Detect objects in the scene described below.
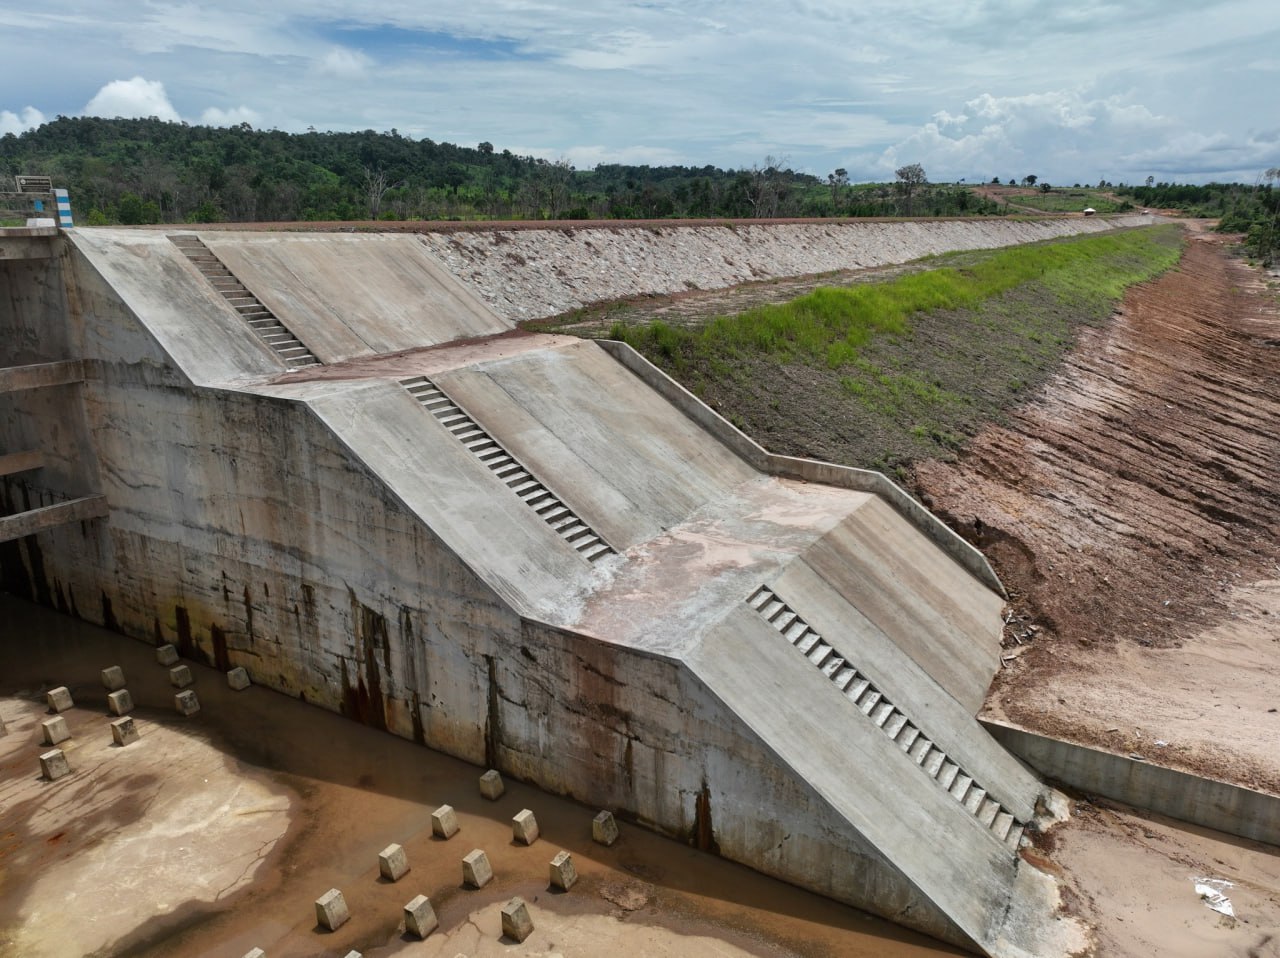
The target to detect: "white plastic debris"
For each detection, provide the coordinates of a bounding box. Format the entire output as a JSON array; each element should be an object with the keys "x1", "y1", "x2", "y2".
[{"x1": 1193, "y1": 877, "x2": 1235, "y2": 917}]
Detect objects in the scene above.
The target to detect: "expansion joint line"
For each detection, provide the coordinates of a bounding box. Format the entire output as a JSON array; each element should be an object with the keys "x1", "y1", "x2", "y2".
[
  {"x1": 400, "y1": 375, "x2": 614, "y2": 563},
  {"x1": 746, "y1": 584, "x2": 1024, "y2": 852}
]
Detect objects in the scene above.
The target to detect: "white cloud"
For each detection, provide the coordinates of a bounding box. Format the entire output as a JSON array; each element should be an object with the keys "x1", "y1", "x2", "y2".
[
  {"x1": 0, "y1": 106, "x2": 46, "y2": 136},
  {"x1": 200, "y1": 105, "x2": 262, "y2": 127},
  {"x1": 83, "y1": 76, "x2": 180, "y2": 121},
  {"x1": 873, "y1": 89, "x2": 1183, "y2": 183},
  {"x1": 317, "y1": 47, "x2": 373, "y2": 79}
]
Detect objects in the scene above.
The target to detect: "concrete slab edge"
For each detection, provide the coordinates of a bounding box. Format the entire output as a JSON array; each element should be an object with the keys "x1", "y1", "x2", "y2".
[
  {"x1": 597, "y1": 339, "x2": 1005, "y2": 597},
  {"x1": 982, "y1": 719, "x2": 1280, "y2": 848}
]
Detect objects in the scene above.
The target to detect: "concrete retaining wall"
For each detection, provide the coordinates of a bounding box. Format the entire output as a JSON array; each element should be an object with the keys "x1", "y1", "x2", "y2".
[
  {"x1": 422, "y1": 214, "x2": 1157, "y2": 321},
  {"x1": 984, "y1": 720, "x2": 1280, "y2": 847},
  {"x1": 599, "y1": 339, "x2": 1003, "y2": 596}
]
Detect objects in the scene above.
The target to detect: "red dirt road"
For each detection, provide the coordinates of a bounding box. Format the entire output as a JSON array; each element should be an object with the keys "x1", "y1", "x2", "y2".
[{"x1": 913, "y1": 229, "x2": 1280, "y2": 790}]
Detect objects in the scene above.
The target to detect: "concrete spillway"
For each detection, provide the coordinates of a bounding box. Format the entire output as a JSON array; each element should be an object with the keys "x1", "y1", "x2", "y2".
[{"x1": 0, "y1": 223, "x2": 1099, "y2": 954}]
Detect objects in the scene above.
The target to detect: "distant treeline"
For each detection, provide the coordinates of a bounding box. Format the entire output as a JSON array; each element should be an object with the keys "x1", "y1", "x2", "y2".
[
  {"x1": 1, "y1": 117, "x2": 1002, "y2": 224},
  {"x1": 1116, "y1": 179, "x2": 1278, "y2": 262}
]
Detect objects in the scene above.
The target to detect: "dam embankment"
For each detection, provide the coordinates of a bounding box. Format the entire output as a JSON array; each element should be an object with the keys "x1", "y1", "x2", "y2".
[
  {"x1": 417, "y1": 214, "x2": 1157, "y2": 320},
  {"x1": 0, "y1": 216, "x2": 1156, "y2": 956}
]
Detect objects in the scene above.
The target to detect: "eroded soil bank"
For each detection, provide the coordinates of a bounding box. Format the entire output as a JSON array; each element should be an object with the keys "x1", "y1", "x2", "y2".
[{"x1": 913, "y1": 230, "x2": 1280, "y2": 791}]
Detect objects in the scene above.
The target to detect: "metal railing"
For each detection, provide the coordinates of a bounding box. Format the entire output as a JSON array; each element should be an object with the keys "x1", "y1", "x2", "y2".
[{"x1": 0, "y1": 176, "x2": 71, "y2": 226}]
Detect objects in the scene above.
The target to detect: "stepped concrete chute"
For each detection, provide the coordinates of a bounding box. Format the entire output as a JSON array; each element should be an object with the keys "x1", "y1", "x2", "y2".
[{"x1": 0, "y1": 223, "x2": 1109, "y2": 956}]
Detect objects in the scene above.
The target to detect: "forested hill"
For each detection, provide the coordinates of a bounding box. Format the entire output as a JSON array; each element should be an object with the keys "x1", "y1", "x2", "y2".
[{"x1": 0, "y1": 116, "x2": 997, "y2": 224}]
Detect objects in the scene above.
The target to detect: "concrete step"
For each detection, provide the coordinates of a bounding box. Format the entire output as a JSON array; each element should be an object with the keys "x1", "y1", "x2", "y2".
[
  {"x1": 949, "y1": 773, "x2": 974, "y2": 802},
  {"x1": 964, "y1": 787, "x2": 988, "y2": 816},
  {"x1": 991, "y1": 811, "x2": 1015, "y2": 842},
  {"x1": 806, "y1": 642, "x2": 833, "y2": 666},
  {"x1": 833, "y1": 667, "x2": 858, "y2": 691},
  {"x1": 909, "y1": 737, "x2": 933, "y2": 764},
  {"x1": 795, "y1": 632, "x2": 820, "y2": 655},
  {"x1": 871, "y1": 701, "x2": 895, "y2": 728},
  {"x1": 857, "y1": 689, "x2": 882, "y2": 716},
  {"x1": 581, "y1": 541, "x2": 612, "y2": 562},
  {"x1": 937, "y1": 761, "x2": 960, "y2": 790},
  {"x1": 783, "y1": 620, "x2": 808, "y2": 643},
  {"x1": 747, "y1": 587, "x2": 771, "y2": 610},
  {"x1": 760, "y1": 599, "x2": 785, "y2": 620},
  {"x1": 846, "y1": 677, "x2": 870, "y2": 702},
  {"x1": 820, "y1": 655, "x2": 845, "y2": 678},
  {"x1": 897, "y1": 725, "x2": 920, "y2": 752},
  {"x1": 884, "y1": 712, "x2": 908, "y2": 739},
  {"x1": 923, "y1": 749, "x2": 946, "y2": 779}
]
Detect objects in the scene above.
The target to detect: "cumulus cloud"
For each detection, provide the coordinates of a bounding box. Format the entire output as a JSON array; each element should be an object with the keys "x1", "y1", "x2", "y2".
[
  {"x1": 872, "y1": 89, "x2": 1180, "y2": 183},
  {"x1": 83, "y1": 76, "x2": 180, "y2": 121},
  {"x1": 0, "y1": 106, "x2": 46, "y2": 136},
  {"x1": 200, "y1": 106, "x2": 263, "y2": 127}
]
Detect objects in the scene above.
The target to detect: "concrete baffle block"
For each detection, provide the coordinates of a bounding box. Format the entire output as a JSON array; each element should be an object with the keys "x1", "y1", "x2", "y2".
[
  {"x1": 549, "y1": 850, "x2": 578, "y2": 891},
  {"x1": 431, "y1": 804, "x2": 459, "y2": 839},
  {"x1": 101, "y1": 665, "x2": 126, "y2": 691},
  {"x1": 46, "y1": 686, "x2": 73, "y2": 713},
  {"x1": 173, "y1": 690, "x2": 200, "y2": 716},
  {"x1": 501, "y1": 897, "x2": 534, "y2": 943},
  {"x1": 227, "y1": 666, "x2": 251, "y2": 690},
  {"x1": 40, "y1": 748, "x2": 70, "y2": 781},
  {"x1": 111, "y1": 716, "x2": 140, "y2": 746},
  {"x1": 512, "y1": 809, "x2": 540, "y2": 845},
  {"x1": 107, "y1": 689, "x2": 134, "y2": 716},
  {"x1": 479, "y1": 768, "x2": 505, "y2": 800},
  {"x1": 379, "y1": 843, "x2": 409, "y2": 882},
  {"x1": 169, "y1": 664, "x2": 193, "y2": 689},
  {"x1": 403, "y1": 894, "x2": 439, "y2": 939},
  {"x1": 462, "y1": 849, "x2": 493, "y2": 888},
  {"x1": 314, "y1": 888, "x2": 349, "y2": 931},
  {"x1": 156, "y1": 644, "x2": 179, "y2": 666},
  {"x1": 592, "y1": 810, "x2": 619, "y2": 847},
  {"x1": 40, "y1": 715, "x2": 71, "y2": 746},
  {"x1": 242, "y1": 949, "x2": 266, "y2": 958}
]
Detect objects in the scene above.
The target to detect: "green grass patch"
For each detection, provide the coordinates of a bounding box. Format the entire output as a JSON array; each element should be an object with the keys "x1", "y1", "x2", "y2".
[
  {"x1": 1007, "y1": 190, "x2": 1127, "y2": 213},
  {"x1": 612, "y1": 226, "x2": 1182, "y2": 371},
  {"x1": 610, "y1": 225, "x2": 1183, "y2": 470}
]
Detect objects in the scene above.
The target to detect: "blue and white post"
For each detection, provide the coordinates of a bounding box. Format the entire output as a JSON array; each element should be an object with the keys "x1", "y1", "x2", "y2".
[{"x1": 54, "y1": 188, "x2": 74, "y2": 228}]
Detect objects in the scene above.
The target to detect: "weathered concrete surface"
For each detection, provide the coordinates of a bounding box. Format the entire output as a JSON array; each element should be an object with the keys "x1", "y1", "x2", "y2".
[
  {"x1": 0, "y1": 494, "x2": 108, "y2": 544},
  {"x1": 0, "y1": 359, "x2": 84, "y2": 393},
  {"x1": 0, "y1": 221, "x2": 1151, "y2": 955}
]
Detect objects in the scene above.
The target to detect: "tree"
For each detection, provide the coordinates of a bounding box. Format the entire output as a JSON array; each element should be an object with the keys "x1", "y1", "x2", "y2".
[
  {"x1": 828, "y1": 168, "x2": 848, "y2": 212},
  {"x1": 362, "y1": 165, "x2": 403, "y2": 219},
  {"x1": 1022, "y1": 174, "x2": 1038, "y2": 187},
  {"x1": 895, "y1": 163, "x2": 926, "y2": 215},
  {"x1": 1145, "y1": 175, "x2": 1155, "y2": 188}
]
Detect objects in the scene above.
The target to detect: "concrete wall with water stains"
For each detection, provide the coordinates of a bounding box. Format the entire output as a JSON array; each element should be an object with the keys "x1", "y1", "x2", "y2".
[{"x1": 0, "y1": 236, "x2": 970, "y2": 948}]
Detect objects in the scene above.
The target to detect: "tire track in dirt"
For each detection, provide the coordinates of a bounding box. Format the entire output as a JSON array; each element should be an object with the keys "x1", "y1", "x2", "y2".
[{"x1": 913, "y1": 230, "x2": 1280, "y2": 788}]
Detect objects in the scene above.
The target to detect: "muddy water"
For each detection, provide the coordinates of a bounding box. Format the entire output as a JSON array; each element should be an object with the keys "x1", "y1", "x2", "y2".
[{"x1": 0, "y1": 595, "x2": 960, "y2": 957}]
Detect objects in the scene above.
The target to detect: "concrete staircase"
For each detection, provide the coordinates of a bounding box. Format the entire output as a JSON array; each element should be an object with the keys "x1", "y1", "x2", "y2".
[
  {"x1": 168, "y1": 235, "x2": 320, "y2": 368},
  {"x1": 747, "y1": 584, "x2": 1024, "y2": 851},
  {"x1": 401, "y1": 375, "x2": 614, "y2": 563}
]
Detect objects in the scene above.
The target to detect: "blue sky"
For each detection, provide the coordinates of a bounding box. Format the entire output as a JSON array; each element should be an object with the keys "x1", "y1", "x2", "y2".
[{"x1": 2, "y1": 1, "x2": 1277, "y2": 184}]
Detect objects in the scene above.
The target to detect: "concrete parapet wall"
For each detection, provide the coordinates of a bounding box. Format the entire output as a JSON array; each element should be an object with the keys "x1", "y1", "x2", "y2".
[
  {"x1": 421, "y1": 215, "x2": 1157, "y2": 321},
  {"x1": 984, "y1": 720, "x2": 1280, "y2": 847},
  {"x1": 598, "y1": 339, "x2": 1003, "y2": 596}
]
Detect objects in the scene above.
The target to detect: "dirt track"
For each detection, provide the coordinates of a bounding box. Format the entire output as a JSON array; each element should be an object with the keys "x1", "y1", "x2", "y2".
[{"x1": 913, "y1": 228, "x2": 1280, "y2": 790}]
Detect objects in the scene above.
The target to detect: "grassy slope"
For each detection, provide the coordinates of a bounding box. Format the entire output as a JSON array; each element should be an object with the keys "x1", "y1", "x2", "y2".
[{"x1": 607, "y1": 225, "x2": 1184, "y2": 473}]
